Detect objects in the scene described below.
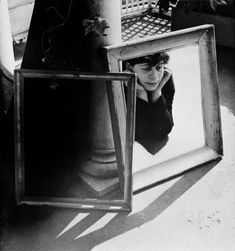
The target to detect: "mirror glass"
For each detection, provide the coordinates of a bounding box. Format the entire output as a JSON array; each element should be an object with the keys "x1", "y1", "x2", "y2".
[{"x1": 126, "y1": 45, "x2": 205, "y2": 174}]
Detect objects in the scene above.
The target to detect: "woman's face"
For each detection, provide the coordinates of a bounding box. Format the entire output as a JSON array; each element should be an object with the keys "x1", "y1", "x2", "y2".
[{"x1": 131, "y1": 61, "x2": 165, "y2": 91}]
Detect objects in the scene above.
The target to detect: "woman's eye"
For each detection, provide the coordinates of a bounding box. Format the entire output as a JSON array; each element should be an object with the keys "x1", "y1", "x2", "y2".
[
  {"x1": 142, "y1": 66, "x2": 151, "y2": 71},
  {"x1": 156, "y1": 65, "x2": 163, "y2": 71}
]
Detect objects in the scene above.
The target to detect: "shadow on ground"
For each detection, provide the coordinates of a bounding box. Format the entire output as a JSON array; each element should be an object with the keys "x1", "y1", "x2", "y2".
[{"x1": 52, "y1": 160, "x2": 220, "y2": 251}]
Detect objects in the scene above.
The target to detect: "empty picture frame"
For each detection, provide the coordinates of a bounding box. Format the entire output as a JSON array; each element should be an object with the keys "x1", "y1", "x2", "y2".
[
  {"x1": 14, "y1": 69, "x2": 136, "y2": 211},
  {"x1": 104, "y1": 24, "x2": 223, "y2": 192}
]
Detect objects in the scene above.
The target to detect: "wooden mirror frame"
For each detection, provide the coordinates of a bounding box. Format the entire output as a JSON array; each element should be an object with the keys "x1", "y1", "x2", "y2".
[
  {"x1": 104, "y1": 24, "x2": 223, "y2": 192},
  {"x1": 14, "y1": 69, "x2": 136, "y2": 211}
]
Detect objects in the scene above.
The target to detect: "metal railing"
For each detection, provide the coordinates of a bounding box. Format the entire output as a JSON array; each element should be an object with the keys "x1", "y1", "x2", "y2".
[{"x1": 121, "y1": 0, "x2": 158, "y2": 16}]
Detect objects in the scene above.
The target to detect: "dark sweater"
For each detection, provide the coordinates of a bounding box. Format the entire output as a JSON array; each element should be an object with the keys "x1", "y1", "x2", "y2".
[{"x1": 133, "y1": 76, "x2": 175, "y2": 142}]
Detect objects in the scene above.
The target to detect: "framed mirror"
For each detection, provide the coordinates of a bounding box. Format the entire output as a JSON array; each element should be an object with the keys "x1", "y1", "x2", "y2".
[
  {"x1": 14, "y1": 69, "x2": 136, "y2": 211},
  {"x1": 105, "y1": 24, "x2": 223, "y2": 192}
]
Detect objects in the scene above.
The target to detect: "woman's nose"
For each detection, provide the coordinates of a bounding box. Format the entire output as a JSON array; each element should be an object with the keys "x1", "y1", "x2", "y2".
[{"x1": 149, "y1": 67, "x2": 159, "y2": 79}]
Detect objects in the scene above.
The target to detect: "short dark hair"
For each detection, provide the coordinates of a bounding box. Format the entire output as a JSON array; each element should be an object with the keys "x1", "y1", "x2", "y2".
[{"x1": 127, "y1": 52, "x2": 169, "y2": 66}]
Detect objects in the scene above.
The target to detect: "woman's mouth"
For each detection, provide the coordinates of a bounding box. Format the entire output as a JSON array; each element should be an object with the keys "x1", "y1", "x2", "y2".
[
  {"x1": 146, "y1": 82, "x2": 157, "y2": 85},
  {"x1": 145, "y1": 82, "x2": 158, "y2": 87},
  {"x1": 143, "y1": 82, "x2": 158, "y2": 90}
]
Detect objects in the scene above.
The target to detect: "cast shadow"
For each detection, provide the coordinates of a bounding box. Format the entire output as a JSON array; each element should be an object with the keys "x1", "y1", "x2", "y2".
[{"x1": 55, "y1": 159, "x2": 221, "y2": 250}]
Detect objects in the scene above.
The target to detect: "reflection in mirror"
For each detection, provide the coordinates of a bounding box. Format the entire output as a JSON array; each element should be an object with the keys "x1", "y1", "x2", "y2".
[{"x1": 128, "y1": 45, "x2": 204, "y2": 174}]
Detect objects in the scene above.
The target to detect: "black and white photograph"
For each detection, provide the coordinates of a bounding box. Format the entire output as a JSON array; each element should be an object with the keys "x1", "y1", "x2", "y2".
[{"x1": 1, "y1": 0, "x2": 235, "y2": 250}]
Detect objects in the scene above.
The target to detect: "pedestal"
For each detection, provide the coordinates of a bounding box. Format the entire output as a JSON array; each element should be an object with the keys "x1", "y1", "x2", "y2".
[
  {"x1": 79, "y1": 0, "x2": 123, "y2": 196},
  {"x1": 78, "y1": 171, "x2": 119, "y2": 197}
]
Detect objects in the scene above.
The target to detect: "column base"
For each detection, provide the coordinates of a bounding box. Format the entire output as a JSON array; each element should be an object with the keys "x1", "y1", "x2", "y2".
[
  {"x1": 78, "y1": 171, "x2": 120, "y2": 197},
  {"x1": 80, "y1": 159, "x2": 118, "y2": 178}
]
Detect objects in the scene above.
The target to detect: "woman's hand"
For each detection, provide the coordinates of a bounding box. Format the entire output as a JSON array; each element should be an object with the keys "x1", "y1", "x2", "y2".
[
  {"x1": 159, "y1": 66, "x2": 172, "y2": 89},
  {"x1": 151, "y1": 66, "x2": 172, "y2": 103}
]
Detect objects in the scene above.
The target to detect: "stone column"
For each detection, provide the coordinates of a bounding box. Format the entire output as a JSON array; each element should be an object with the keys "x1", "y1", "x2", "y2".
[
  {"x1": 0, "y1": 0, "x2": 15, "y2": 114},
  {"x1": 0, "y1": 0, "x2": 15, "y2": 74},
  {"x1": 79, "y1": 0, "x2": 123, "y2": 194}
]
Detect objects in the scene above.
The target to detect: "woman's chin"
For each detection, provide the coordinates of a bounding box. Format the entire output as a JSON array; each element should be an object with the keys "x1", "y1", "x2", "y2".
[{"x1": 144, "y1": 84, "x2": 158, "y2": 91}]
